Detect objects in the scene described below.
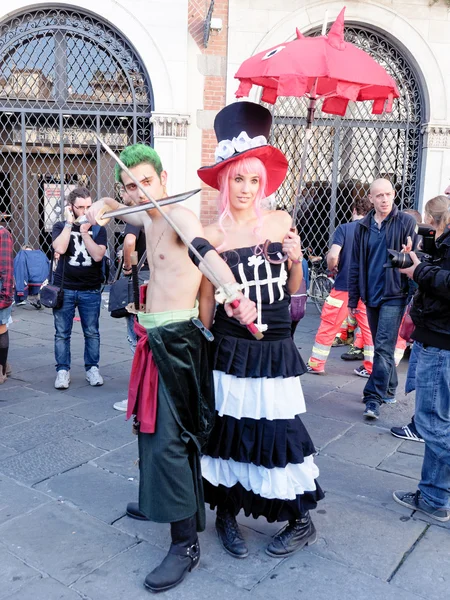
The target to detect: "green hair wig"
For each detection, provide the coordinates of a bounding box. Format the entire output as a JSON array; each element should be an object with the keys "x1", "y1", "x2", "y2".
[{"x1": 115, "y1": 144, "x2": 163, "y2": 182}]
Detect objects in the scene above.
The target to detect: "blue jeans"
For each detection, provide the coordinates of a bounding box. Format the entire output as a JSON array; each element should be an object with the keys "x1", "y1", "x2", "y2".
[
  {"x1": 126, "y1": 314, "x2": 137, "y2": 355},
  {"x1": 414, "y1": 342, "x2": 450, "y2": 510},
  {"x1": 53, "y1": 288, "x2": 101, "y2": 371},
  {"x1": 364, "y1": 304, "x2": 405, "y2": 404}
]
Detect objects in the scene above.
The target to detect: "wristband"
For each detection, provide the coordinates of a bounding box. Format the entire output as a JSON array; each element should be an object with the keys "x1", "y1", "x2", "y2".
[
  {"x1": 188, "y1": 237, "x2": 217, "y2": 267},
  {"x1": 64, "y1": 222, "x2": 73, "y2": 229}
]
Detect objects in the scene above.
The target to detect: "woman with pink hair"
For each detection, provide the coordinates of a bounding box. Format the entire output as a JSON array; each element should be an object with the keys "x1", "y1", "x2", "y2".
[{"x1": 198, "y1": 102, "x2": 323, "y2": 559}]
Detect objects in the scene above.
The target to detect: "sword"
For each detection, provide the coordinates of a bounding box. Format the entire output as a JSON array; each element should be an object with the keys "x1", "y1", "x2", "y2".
[
  {"x1": 94, "y1": 134, "x2": 263, "y2": 340},
  {"x1": 76, "y1": 189, "x2": 199, "y2": 225}
]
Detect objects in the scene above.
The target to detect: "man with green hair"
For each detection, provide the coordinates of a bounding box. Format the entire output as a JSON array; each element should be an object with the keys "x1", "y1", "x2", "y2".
[{"x1": 87, "y1": 143, "x2": 256, "y2": 593}]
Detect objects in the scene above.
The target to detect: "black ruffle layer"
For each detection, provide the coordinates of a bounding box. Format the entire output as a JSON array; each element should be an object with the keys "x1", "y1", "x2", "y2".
[
  {"x1": 205, "y1": 413, "x2": 316, "y2": 469},
  {"x1": 203, "y1": 480, "x2": 325, "y2": 522},
  {"x1": 211, "y1": 334, "x2": 307, "y2": 378}
]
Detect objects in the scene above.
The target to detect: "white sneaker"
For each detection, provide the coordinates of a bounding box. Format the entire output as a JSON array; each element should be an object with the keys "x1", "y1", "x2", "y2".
[
  {"x1": 85, "y1": 366, "x2": 104, "y2": 386},
  {"x1": 113, "y1": 399, "x2": 128, "y2": 412},
  {"x1": 55, "y1": 370, "x2": 70, "y2": 389}
]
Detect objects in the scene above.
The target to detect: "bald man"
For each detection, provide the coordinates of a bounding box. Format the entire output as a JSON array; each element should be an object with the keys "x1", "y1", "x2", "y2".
[{"x1": 348, "y1": 179, "x2": 417, "y2": 419}]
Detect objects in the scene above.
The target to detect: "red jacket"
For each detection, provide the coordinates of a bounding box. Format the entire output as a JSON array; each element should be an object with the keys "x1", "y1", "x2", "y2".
[{"x1": 0, "y1": 226, "x2": 13, "y2": 310}]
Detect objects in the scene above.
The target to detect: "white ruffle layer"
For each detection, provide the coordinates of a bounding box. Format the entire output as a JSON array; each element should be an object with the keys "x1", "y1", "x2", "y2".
[
  {"x1": 201, "y1": 455, "x2": 319, "y2": 500},
  {"x1": 213, "y1": 371, "x2": 306, "y2": 421}
]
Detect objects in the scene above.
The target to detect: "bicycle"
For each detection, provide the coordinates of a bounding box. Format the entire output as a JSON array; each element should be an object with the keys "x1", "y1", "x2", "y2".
[{"x1": 305, "y1": 248, "x2": 334, "y2": 313}]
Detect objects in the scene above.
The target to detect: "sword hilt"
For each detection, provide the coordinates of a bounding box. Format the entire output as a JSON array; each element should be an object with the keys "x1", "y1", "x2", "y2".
[
  {"x1": 95, "y1": 205, "x2": 112, "y2": 227},
  {"x1": 229, "y1": 299, "x2": 264, "y2": 340}
]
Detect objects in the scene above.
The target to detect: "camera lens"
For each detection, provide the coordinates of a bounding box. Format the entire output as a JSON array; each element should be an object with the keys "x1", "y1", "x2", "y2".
[{"x1": 387, "y1": 250, "x2": 414, "y2": 269}]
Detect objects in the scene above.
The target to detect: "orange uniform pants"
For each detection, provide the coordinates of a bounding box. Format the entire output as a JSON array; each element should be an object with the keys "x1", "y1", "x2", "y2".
[{"x1": 308, "y1": 289, "x2": 373, "y2": 372}]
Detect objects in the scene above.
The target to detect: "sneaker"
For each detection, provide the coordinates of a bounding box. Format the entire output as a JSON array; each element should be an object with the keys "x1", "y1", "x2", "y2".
[
  {"x1": 393, "y1": 490, "x2": 450, "y2": 522},
  {"x1": 354, "y1": 365, "x2": 370, "y2": 378},
  {"x1": 391, "y1": 422, "x2": 424, "y2": 442},
  {"x1": 306, "y1": 365, "x2": 325, "y2": 376},
  {"x1": 363, "y1": 400, "x2": 380, "y2": 419},
  {"x1": 331, "y1": 337, "x2": 346, "y2": 347},
  {"x1": 341, "y1": 345, "x2": 364, "y2": 361},
  {"x1": 383, "y1": 396, "x2": 397, "y2": 404},
  {"x1": 85, "y1": 366, "x2": 104, "y2": 386},
  {"x1": 113, "y1": 399, "x2": 128, "y2": 412},
  {"x1": 15, "y1": 299, "x2": 27, "y2": 306},
  {"x1": 55, "y1": 369, "x2": 70, "y2": 389}
]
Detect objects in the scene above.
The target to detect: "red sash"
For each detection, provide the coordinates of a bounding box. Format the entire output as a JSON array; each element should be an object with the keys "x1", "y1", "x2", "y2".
[{"x1": 126, "y1": 320, "x2": 158, "y2": 433}]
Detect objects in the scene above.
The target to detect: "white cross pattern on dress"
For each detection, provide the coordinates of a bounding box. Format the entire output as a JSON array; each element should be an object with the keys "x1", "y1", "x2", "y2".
[{"x1": 238, "y1": 253, "x2": 288, "y2": 332}]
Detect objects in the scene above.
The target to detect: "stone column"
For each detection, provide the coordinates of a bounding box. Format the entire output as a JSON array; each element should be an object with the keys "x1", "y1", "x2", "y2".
[{"x1": 420, "y1": 125, "x2": 450, "y2": 211}]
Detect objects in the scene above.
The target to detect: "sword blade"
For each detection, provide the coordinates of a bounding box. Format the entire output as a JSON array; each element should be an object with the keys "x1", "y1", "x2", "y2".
[{"x1": 76, "y1": 189, "x2": 199, "y2": 224}]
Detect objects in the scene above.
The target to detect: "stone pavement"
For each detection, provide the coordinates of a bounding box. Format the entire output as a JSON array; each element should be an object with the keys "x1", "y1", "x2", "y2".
[{"x1": 1, "y1": 300, "x2": 449, "y2": 600}]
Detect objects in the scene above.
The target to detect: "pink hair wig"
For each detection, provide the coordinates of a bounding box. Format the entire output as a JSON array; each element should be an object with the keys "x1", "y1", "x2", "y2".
[{"x1": 216, "y1": 157, "x2": 268, "y2": 251}]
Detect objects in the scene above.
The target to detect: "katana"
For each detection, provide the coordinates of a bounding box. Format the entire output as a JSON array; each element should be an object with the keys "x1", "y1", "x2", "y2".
[
  {"x1": 76, "y1": 189, "x2": 199, "y2": 225},
  {"x1": 94, "y1": 134, "x2": 263, "y2": 340}
]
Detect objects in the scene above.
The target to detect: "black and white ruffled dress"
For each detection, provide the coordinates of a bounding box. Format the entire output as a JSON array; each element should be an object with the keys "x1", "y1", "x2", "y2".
[{"x1": 202, "y1": 244, "x2": 324, "y2": 522}]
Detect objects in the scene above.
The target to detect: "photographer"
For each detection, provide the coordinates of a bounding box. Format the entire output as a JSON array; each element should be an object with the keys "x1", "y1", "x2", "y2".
[{"x1": 393, "y1": 195, "x2": 450, "y2": 522}]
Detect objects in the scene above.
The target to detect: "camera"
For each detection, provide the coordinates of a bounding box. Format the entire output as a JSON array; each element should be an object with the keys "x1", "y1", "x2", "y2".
[{"x1": 386, "y1": 224, "x2": 436, "y2": 269}]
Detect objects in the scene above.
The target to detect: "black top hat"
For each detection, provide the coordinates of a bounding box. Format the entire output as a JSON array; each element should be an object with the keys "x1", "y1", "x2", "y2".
[
  {"x1": 197, "y1": 101, "x2": 288, "y2": 196},
  {"x1": 214, "y1": 102, "x2": 272, "y2": 143}
]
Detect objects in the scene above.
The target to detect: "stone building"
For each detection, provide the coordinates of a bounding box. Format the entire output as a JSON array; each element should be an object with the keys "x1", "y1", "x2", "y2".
[{"x1": 0, "y1": 0, "x2": 449, "y2": 254}]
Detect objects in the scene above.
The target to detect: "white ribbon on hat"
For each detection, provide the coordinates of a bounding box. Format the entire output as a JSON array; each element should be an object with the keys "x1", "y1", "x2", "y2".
[{"x1": 214, "y1": 131, "x2": 268, "y2": 163}]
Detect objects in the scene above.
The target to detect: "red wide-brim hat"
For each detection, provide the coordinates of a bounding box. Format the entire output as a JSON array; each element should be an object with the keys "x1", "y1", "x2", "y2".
[
  {"x1": 197, "y1": 145, "x2": 288, "y2": 197},
  {"x1": 197, "y1": 101, "x2": 288, "y2": 197}
]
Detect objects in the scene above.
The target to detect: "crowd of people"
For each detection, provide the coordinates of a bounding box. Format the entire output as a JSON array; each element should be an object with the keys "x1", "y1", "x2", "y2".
[{"x1": 1, "y1": 100, "x2": 449, "y2": 594}]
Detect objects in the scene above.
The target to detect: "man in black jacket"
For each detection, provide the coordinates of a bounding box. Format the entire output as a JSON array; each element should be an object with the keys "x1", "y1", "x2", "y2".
[
  {"x1": 393, "y1": 221, "x2": 450, "y2": 522},
  {"x1": 348, "y1": 179, "x2": 416, "y2": 419}
]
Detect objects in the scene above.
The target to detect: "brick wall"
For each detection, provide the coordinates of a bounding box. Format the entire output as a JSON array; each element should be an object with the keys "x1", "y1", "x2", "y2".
[{"x1": 188, "y1": 0, "x2": 229, "y2": 224}]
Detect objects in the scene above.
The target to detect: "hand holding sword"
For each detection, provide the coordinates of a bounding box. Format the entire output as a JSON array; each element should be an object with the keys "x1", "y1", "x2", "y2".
[{"x1": 85, "y1": 136, "x2": 262, "y2": 339}]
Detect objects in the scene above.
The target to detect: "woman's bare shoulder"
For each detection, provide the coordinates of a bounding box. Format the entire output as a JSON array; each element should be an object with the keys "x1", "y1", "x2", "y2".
[{"x1": 263, "y1": 209, "x2": 292, "y2": 237}]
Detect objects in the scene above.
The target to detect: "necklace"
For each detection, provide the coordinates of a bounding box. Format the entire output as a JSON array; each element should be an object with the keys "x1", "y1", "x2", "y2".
[{"x1": 151, "y1": 225, "x2": 167, "y2": 261}]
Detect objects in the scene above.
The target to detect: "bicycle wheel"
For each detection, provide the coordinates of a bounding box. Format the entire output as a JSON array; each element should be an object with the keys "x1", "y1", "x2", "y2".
[{"x1": 311, "y1": 273, "x2": 333, "y2": 313}]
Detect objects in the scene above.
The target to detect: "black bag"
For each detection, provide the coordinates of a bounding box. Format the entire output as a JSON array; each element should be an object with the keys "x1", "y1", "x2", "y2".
[
  {"x1": 40, "y1": 250, "x2": 65, "y2": 310},
  {"x1": 40, "y1": 284, "x2": 64, "y2": 309},
  {"x1": 109, "y1": 252, "x2": 147, "y2": 318}
]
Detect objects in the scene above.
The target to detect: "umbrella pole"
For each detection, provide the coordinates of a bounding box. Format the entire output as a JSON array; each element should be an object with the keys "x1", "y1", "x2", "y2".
[{"x1": 290, "y1": 95, "x2": 316, "y2": 228}]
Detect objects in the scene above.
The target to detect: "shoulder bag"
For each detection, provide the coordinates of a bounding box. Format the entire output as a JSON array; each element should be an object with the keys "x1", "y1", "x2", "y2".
[
  {"x1": 109, "y1": 251, "x2": 147, "y2": 318},
  {"x1": 40, "y1": 249, "x2": 65, "y2": 309}
]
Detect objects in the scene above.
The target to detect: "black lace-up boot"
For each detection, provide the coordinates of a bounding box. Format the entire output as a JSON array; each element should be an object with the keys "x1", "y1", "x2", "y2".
[
  {"x1": 215, "y1": 508, "x2": 249, "y2": 558},
  {"x1": 144, "y1": 516, "x2": 200, "y2": 592},
  {"x1": 265, "y1": 512, "x2": 317, "y2": 557}
]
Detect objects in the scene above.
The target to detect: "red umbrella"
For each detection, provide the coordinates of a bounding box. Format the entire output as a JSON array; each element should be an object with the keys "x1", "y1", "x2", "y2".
[
  {"x1": 235, "y1": 7, "x2": 399, "y2": 116},
  {"x1": 235, "y1": 8, "x2": 400, "y2": 262}
]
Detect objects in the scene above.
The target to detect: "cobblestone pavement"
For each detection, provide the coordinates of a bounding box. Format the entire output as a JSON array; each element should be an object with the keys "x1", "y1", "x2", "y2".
[{"x1": 0, "y1": 301, "x2": 448, "y2": 599}]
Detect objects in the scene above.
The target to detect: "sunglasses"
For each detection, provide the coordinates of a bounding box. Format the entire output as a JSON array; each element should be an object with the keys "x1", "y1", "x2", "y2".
[{"x1": 191, "y1": 317, "x2": 214, "y2": 342}]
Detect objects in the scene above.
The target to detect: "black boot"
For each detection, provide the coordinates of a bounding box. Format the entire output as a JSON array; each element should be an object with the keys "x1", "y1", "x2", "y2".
[
  {"x1": 144, "y1": 516, "x2": 200, "y2": 592},
  {"x1": 265, "y1": 512, "x2": 317, "y2": 557},
  {"x1": 215, "y1": 508, "x2": 249, "y2": 559},
  {"x1": 126, "y1": 502, "x2": 149, "y2": 521}
]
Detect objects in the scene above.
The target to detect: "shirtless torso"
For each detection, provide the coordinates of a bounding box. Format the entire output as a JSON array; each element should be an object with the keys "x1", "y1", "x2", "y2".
[{"x1": 137, "y1": 207, "x2": 204, "y2": 313}]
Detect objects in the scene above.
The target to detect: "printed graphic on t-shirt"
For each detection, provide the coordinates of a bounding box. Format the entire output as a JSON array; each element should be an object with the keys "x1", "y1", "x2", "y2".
[{"x1": 51, "y1": 222, "x2": 107, "y2": 290}]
